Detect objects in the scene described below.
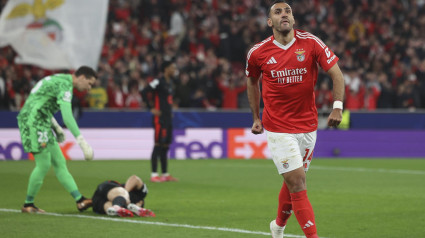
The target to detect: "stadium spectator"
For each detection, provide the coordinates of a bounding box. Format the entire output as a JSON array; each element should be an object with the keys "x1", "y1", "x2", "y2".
[
  {"x1": 87, "y1": 80, "x2": 108, "y2": 109},
  {"x1": 377, "y1": 72, "x2": 395, "y2": 108},
  {"x1": 125, "y1": 85, "x2": 143, "y2": 109},
  {"x1": 363, "y1": 73, "x2": 381, "y2": 110},
  {"x1": 216, "y1": 73, "x2": 247, "y2": 109},
  {"x1": 315, "y1": 80, "x2": 333, "y2": 110},
  {"x1": 141, "y1": 60, "x2": 178, "y2": 183},
  {"x1": 344, "y1": 71, "x2": 365, "y2": 110},
  {"x1": 18, "y1": 66, "x2": 96, "y2": 213},
  {"x1": 173, "y1": 72, "x2": 194, "y2": 108},
  {"x1": 91, "y1": 175, "x2": 155, "y2": 217},
  {"x1": 190, "y1": 88, "x2": 215, "y2": 109},
  {"x1": 168, "y1": 5, "x2": 186, "y2": 47},
  {"x1": 245, "y1": 1, "x2": 344, "y2": 238},
  {"x1": 106, "y1": 80, "x2": 125, "y2": 108},
  {"x1": 396, "y1": 74, "x2": 422, "y2": 110}
]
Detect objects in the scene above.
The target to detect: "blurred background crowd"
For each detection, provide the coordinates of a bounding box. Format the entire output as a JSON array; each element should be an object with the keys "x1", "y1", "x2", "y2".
[{"x1": 0, "y1": 0, "x2": 424, "y2": 111}]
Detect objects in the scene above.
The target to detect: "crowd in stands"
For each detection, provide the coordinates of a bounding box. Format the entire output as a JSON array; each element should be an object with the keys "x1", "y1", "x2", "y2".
[{"x1": 1, "y1": 0, "x2": 424, "y2": 111}]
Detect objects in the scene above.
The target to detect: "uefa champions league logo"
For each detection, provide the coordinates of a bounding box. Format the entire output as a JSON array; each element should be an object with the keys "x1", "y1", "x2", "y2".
[{"x1": 6, "y1": 0, "x2": 64, "y2": 43}]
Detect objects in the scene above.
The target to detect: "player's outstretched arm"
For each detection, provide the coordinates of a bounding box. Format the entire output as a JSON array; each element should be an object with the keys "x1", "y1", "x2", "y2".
[
  {"x1": 327, "y1": 63, "x2": 345, "y2": 127},
  {"x1": 51, "y1": 117, "x2": 66, "y2": 143},
  {"x1": 60, "y1": 103, "x2": 93, "y2": 160},
  {"x1": 247, "y1": 76, "x2": 263, "y2": 134}
]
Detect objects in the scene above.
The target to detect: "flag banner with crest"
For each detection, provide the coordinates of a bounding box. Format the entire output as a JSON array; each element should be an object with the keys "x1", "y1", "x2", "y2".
[{"x1": 0, "y1": 0, "x2": 108, "y2": 70}]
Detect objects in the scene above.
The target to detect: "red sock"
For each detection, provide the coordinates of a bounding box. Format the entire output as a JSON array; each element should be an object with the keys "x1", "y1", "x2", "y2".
[
  {"x1": 276, "y1": 182, "x2": 292, "y2": 227},
  {"x1": 290, "y1": 190, "x2": 318, "y2": 238}
]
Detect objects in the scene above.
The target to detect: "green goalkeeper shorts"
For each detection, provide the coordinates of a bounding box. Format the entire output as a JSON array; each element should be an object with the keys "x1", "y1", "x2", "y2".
[{"x1": 18, "y1": 116, "x2": 55, "y2": 153}]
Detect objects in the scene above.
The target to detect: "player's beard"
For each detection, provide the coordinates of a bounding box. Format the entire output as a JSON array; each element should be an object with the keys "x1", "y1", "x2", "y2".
[{"x1": 274, "y1": 20, "x2": 292, "y2": 35}]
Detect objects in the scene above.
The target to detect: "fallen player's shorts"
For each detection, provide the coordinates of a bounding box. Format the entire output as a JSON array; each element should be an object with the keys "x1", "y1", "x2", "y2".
[
  {"x1": 266, "y1": 130, "x2": 316, "y2": 174},
  {"x1": 92, "y1": 180, "x2": 122, "y2": 214}
]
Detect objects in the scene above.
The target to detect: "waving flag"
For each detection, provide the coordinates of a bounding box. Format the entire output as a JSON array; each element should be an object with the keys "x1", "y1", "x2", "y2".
[{"x1": 0, "y1": 0, "x2": 108, "y2": 70}]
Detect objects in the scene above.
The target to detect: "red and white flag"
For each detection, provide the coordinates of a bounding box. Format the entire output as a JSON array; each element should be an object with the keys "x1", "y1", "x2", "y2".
[{"x1": 0, "y1": 0, "x2": 108, "y2": 70}]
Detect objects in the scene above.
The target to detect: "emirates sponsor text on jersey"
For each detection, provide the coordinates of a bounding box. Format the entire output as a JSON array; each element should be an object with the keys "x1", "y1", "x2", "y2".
[{"x1": 270, "y1": 67, "x2": 307, "y2": 84}]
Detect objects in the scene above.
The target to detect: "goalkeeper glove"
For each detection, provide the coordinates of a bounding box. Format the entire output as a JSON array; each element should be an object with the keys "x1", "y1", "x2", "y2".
[
  {"x1": 51, "y1": 117, "x2": 66, "y2": 143},
  {"x1": 76, "y1": 135, "x2": 94, "y2": 161}
]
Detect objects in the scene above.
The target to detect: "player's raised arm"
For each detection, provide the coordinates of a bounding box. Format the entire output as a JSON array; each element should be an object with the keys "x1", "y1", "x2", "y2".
[
  {"x1": 326, "y1": 63, "x2": 345, "y2": 127},
  {"x1": 247, "y1": 76, "x2": 263, "y2": 134}
]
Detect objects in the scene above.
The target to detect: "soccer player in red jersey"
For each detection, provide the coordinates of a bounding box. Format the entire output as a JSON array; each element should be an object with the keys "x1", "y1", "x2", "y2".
[{"x1": 245, "y1": 1, "x2": 344, "y2": 238}]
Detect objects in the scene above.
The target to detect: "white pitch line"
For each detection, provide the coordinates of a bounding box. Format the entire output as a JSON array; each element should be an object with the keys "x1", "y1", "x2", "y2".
[
  {"x1": 0, "y1": 208, "x2": 305, "y2": 238},
  {"x1": 312, "y1": 165, "x2": 425, "y2": 175}
]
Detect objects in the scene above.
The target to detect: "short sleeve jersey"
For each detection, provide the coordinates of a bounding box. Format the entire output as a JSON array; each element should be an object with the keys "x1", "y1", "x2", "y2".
[
  {"x1": 17, "y1": 74, "x2": 73, "y2": 125},
  {"x1": 245, "y1": 29, "x2": 339, "y2": 133}
]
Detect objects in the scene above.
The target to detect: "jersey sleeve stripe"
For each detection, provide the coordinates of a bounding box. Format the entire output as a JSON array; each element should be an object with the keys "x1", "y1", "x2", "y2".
[
  {"x1": 296, "y1": 31, "x2": 326, "y2": 46},
  {"x1": 296, "y1": 33, "x2": 326, "y2": 49},
  {"x1": 296, "y1": 32, "x2": 326, "y2": 48},
  {"x1": 247, "y1": 37, "x2": 272, "y2": 61}
]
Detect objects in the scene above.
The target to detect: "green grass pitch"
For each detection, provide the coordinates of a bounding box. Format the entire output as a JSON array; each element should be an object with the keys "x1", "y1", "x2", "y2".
[{"x1": 0, "y1": 159, "x2": 424, "y2": 238}]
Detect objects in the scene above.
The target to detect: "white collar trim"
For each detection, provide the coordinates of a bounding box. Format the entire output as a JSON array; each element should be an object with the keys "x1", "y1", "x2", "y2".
[{"x1": 273, "y1": 37, "x2": 296, "y2": 50}]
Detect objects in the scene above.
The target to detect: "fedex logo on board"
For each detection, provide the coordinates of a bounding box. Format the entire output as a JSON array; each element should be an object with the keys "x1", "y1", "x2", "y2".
[
  {"x1": 0, "y1": 141, "x2": 74, "y2": 160},
  {"x1": 227, "y1": 129, "x2": 269, "y2": 159},
  {"x1": 169, "y1": 129, "x2": 269, "y2": 159},
  {"x1": 169, "y1": 129, "x2": 226, "y2": 159}
]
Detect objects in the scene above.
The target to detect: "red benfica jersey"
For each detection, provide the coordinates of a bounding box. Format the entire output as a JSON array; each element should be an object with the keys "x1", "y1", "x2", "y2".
[{"x1": 246, "y1": 29, "x2": 339, "y2": 133}]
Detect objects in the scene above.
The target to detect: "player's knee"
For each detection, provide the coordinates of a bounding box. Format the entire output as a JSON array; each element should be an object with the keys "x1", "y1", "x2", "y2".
[
  {"x1": 129, "y1": 175, "x2": 141, "y2": 182},
  {"x1": 35, "y1": 161, "x2": 52, "y2": 174},
  {"x1": 107, "y1": 187, "x2": 130, "y2": 201},
  {"x1": 128, "y1": 175, "x2": 143, "y2": 188},
  {"x1": 283, "y1": 168, "x2": 306, "y2": 193}
]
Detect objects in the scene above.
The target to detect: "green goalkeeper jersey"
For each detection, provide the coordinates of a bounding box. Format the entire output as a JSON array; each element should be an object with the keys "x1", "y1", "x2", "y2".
[{"x1": 17, "y1": 74, "x2": 81, "y2": 152}]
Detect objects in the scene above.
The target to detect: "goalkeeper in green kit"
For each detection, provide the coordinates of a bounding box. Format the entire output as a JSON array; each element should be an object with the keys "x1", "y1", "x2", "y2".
[{"x1": 17, "y1": 66, "x2": 97, "y2": 213}]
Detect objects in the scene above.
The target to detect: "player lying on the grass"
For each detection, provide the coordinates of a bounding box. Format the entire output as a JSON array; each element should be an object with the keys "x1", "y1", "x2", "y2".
[
  {"x1": 92, "y1": 175, "x2": 155, "y2": 217},
  {"x1": 18, "y1": 66, "x2": 97, "y2": 213}
]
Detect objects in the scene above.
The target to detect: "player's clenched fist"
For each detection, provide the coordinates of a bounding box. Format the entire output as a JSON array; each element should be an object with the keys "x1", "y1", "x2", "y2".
[
  {"x1": 251, "y1": 119, "x2": 264, "y2": 134},
  {"x1": 327, "y1": 108, "x2": 343, "y2": 128}
]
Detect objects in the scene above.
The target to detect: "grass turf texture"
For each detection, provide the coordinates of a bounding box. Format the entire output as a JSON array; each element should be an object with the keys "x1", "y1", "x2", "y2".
[{"x1": 0, "y1": 159, "x2": 424, "y2": 238}]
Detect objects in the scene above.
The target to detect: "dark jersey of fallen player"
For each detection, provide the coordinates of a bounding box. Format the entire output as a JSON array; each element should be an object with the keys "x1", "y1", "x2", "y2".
[
  {"x1": 141, "y1": 77, "x2": 173, "y2": 125},
  {"x1": 92, "y1": 180, "x2": 148, "y2": 214}
]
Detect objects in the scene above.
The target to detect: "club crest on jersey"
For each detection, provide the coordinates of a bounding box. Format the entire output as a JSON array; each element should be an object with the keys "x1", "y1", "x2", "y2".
[
  {"x1": 295, "y1": 50, "x2": 306, "y2": 62},
  {"x1": 281, "y1": 159, "x2": 289, "y2": 169}
]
